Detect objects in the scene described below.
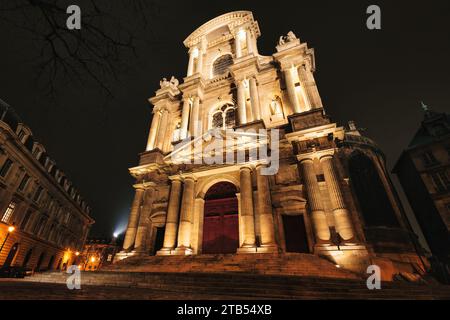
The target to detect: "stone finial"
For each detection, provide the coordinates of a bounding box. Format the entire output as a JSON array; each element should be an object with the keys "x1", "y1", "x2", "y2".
[
  {"x1": 278, "y1": 31, "x2": 299, "y2": 46},
  {"x1": 348, "y1": 120, "x2": 357, "y2": 131},
  {"x1": 421, "y1": 101, "x2": 429, "y2": 112}
]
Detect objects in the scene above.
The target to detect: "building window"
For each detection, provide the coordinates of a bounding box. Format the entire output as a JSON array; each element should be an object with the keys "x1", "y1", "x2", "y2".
[
  {"x1": 17, "y1": 130, "x2": 26, "y2": 142},
  {"x1": 33, "y1": 186, "x2": 43, "y2": 202},
  {"x1": 18, "y1": 174, "x2": 30, "y2": 192},
  {"x1": 212, "y1": 54, "x2": 233, "y2": 77},
  {"x1": 20, "y1": 210, "x2": 32, "y2": 230},
  {"x1": 0, "y1": 158, "x2": 13, "y2": 178},
  {"x1": 211, "y1": 104, "x2": 236, "y2": 130},
  {"x1": 1, "y1": 202, "x2": 16, "y2": 223},
  {"x1": 431, "y1": 170, "x2": 450, "y2": 193},
  {"x1": 422, "y1": 151, "x2": 439, "y2": 167}
]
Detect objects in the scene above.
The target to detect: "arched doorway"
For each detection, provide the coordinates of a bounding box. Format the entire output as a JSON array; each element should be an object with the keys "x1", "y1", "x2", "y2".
[
  {"x1": 22, "y1": 248, "x2": 33, "y2": 268},
  {"x1": 202, "y1": 182, "x2": 239, "y2": 254},
  {"x1": 3, "y1": 243, "x2": 19, "y2": 267},
  {"x1": 47, "y1": 255, "x2": 55, "y2": 270},
  {"x1": 35, "y1": 252, "x2": 46, "y2": 271}
]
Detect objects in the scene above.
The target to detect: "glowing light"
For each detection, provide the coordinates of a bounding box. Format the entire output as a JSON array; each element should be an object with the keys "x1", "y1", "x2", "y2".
[
  {"x1": 90, "y1": 257, "x2": 96, "y2": 263},
  {"x1": 113, "y1": 232, "x2": 119, "y2": 238},
  {"x1": 335, "y1": 264, "x2": 341, "y2": 268},
  {"x1": 75, "y1": 252, "x2": 80, "y2": 256},
  {"x1": 7, "y1": 226, "x2": 15, "y2": 233}
]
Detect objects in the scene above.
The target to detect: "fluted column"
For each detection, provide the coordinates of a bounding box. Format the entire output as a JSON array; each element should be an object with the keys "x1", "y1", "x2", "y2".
[
  {"x1": 156, "y1": 109, "x2": 168, "y2": 151},
  {"x1": 284, "y1": 67, "x2": 302, "y2": 114},
  {"x1": 180, "y1": 98, "x2": 191, "y2": 139},
  {"x1": 146, "y1": 110, "x2": 161, "y2": 151},
  {"x1": 237, "y1": 80, "x2": 247, "y2": 125},
  {"x1": 300, "y1": 159, "x2": 330, "y2": 241},
  {"x1": 238, "y1": 166, "x2": 256, "y2": 249},
  {"x1": 256, "y1": 165, "x2": 277, "y2": 249},
  {"x1": 320, "y1": 156, "x2": 354, "y2": 240},
  {"x1": 249, "y1": 77, "x2": 261, "y2": 121},
  {"x1": 189, "y1": 96, "x2": 200, "y2": 137},
  {"x1": 159, "y1": 178, "x2": 182, "y2": 253},
  {"x1": 122, "y1": 188, "x2": 144, "y2": 251},
  {"x1": 176, "y1": 176, "x2": 196, "y2": 253},
  {"x1": 235, "y1": 32, "x2": 242, "y2": 58}
]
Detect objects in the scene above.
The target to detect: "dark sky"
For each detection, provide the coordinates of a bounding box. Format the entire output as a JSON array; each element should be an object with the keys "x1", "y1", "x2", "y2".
[{"x1": 0, "y1": 0, "x2": 449, "y2": 238}]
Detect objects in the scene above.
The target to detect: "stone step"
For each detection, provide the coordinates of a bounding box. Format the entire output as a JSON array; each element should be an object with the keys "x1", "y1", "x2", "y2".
[{"x1": 23, "y1": 270, "x2": 450, "y2": 299}]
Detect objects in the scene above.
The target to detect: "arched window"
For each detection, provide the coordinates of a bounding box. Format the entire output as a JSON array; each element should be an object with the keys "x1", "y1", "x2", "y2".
[
  {"x1": 212, "y1": 54, "x2": 233, "y2": 77},
  {"x1": 348, "y1": 151, "x2": 399, "y2": 227},
  {"x1": 211, "y1": 104, "x2": 236, "y2": 129}
]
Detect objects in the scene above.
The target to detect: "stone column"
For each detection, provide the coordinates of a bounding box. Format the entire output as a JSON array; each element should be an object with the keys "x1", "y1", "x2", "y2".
[
  {"x1": 249, "y1": 77, "x2": 261, "y2": 121},
  {"x1": 238, "y1": 166, "x2": 256, "y2": 250},
  {"x1": 300, "y1": 159, "x2": 330, "y2": 241},
  {"x1": 176, "y1": 176, "x2": 196, "y2": 253},
  {"x1": 122, "y1": 188, "x2": 144, "y2": 251},
  {"x1": 180, "y1": 98, "x2": 191, "y2": 139},
  {"x1": 320, "y1": 156, "x2": 355, "y2": 240},
  {"x1": 159, "y1": 178, "x2": 182, "y2": 253},
  {"x1": 235, "y1": 32, "x2": 242, "y2": 58},
  {"x1": 187, "y1": 49, "x2": 195, "y2": 76},
  {"x1": 156, "y1": 109, "x2": 168, "y2": 151},
  {"x1": 189, "y1": 96, "x2": 200, "y2": 137},
  {"x1": 134, "y1": 188, "x2": 155, "y2": 253},
  {"x1": 297, "y1": 65, "x2": 312, "y2": 110},
  {"x1": 256, "y1": 165, "x2": 277, "y2": 250},
  {"x1": 145, "y1": 110, "x2": 161, "y2": 151},
  {"x1": 246, "y1": 29, "x2": 253, "y2": 55},
  {"x1": 237, "y1": 80, "x2": 247, "y2": 125},
  {"x1": 284, "y1": 67, "x2": 302, "y2": 114}
]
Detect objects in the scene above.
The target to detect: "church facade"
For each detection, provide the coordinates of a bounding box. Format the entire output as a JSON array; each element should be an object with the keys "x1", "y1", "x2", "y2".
[{"x1": 117, "y1": 11, "x2": 425, "y2": 279}]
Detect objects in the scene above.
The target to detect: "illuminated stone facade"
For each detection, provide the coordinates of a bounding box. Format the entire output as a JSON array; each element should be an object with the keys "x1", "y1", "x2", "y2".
[
  {"x1": 0, "y1": 99, "x2": 94, "y2": 271},
  {"x1": 118, "y1": 11, "x2": 426, "y2": 279}
]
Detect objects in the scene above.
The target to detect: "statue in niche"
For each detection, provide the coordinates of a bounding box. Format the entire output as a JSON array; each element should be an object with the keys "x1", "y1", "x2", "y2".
[
  {"x1": 270, "y1": 96, "x2": 283, "y2": 116},
  {"x1": 278, "y1": 31, "x2": 298, "y2": 46}
]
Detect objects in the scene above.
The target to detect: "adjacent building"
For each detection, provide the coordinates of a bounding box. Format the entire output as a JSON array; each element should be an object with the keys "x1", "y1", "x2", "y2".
[
  {"x1": 0, "y1": 99, "x2": 94, "y2": 271},
  {"x1": 116, "y1": 11, "x2": 426, "y2": 280},
  {"x1": 393, "y1": 105, "x2": 450, "y2": 264},
  {"x1": 78, "y1": 237, "x2": 121, "y2": 271}
]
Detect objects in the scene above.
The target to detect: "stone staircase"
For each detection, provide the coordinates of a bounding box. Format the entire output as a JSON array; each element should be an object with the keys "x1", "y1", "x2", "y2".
[
  {"x1": 24, "y1": 270, "x2": 450, "y2": 299},
  {"x1": 103, "y1": 253, "x2": 360, "y2": 280}
]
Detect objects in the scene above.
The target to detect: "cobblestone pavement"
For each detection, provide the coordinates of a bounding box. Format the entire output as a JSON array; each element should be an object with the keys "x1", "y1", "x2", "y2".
[{"x1": 0, "y1": 280, "x2": 242, "y2": 300}]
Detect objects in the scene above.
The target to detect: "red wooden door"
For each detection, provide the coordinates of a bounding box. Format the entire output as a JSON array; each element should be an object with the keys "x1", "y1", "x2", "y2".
[{"x1": 202, "y1": 197, "x2": 239, "y2": 254}]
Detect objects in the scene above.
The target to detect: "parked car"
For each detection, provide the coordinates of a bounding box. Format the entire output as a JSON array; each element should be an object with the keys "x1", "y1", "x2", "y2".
[{"x1": 0, "y1": 266, "x2": 28, "y2": 278}]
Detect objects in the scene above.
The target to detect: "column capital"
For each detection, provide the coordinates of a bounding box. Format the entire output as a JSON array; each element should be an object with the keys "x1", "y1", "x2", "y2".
[{"x1": 240, "y1": 164, "x2": 254, "y2": 172}]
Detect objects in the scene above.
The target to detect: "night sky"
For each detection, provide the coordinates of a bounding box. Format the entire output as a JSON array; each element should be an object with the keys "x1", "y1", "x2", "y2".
[{"x1": 0, "y1": 0, "x2": 449, "y2": 238}]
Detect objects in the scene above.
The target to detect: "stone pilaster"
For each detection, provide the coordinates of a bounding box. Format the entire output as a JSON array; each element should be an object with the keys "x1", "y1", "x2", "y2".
[
  {"x1": 249, "y1": 77, "x2": 261, "y2": 121},
  {"x1": 284, "y1": 67, "x2": 302, "y2": 114},
  {"x1": 134, "y1": 188, "x2": 155, "y2": 253},
  {"x1": 300, "y1": 158, "x2": 330, "y2": 241},
  {"x1": 237, "y1": 80, "x2": 247, "y2": 125},
  {"x1": 146, "y1": 110, "x2": 161, "y2": 151},
  {"x1": 256, "y1": 164, "x2": 277, "y2": 252},
  {"x1": 234, "y1": 31, "x2": 242, "y2": 58},
  {"x1": 175, "y1": 176, "x2": 196, "y2": 254},
  {"x1": 237, "y1": 166, "x2": 257, "y2": 252},
  {"x1": 155, "y1": 109, "x2": 168, "y2": 151},
  {"x1": 158, "y1": 178, "x2": 182, "y2": 255},
  {"x1": 189, "y1": 96, "x2": 200, "y2": 137},
  {"x1": 320, "y1": 155, "x2": 355, "y2": 241},
  {"x1": 180, "y1": 98, "x2": 190, "y2": 139},
  {"x1": 122, "y1": 188, "x2": 144, "y2": 251}
]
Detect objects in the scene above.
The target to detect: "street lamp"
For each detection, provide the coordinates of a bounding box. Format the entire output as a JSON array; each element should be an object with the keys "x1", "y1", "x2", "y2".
[{"x1": 0, "y1": 224, "x2": 15, "y2": 253}]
